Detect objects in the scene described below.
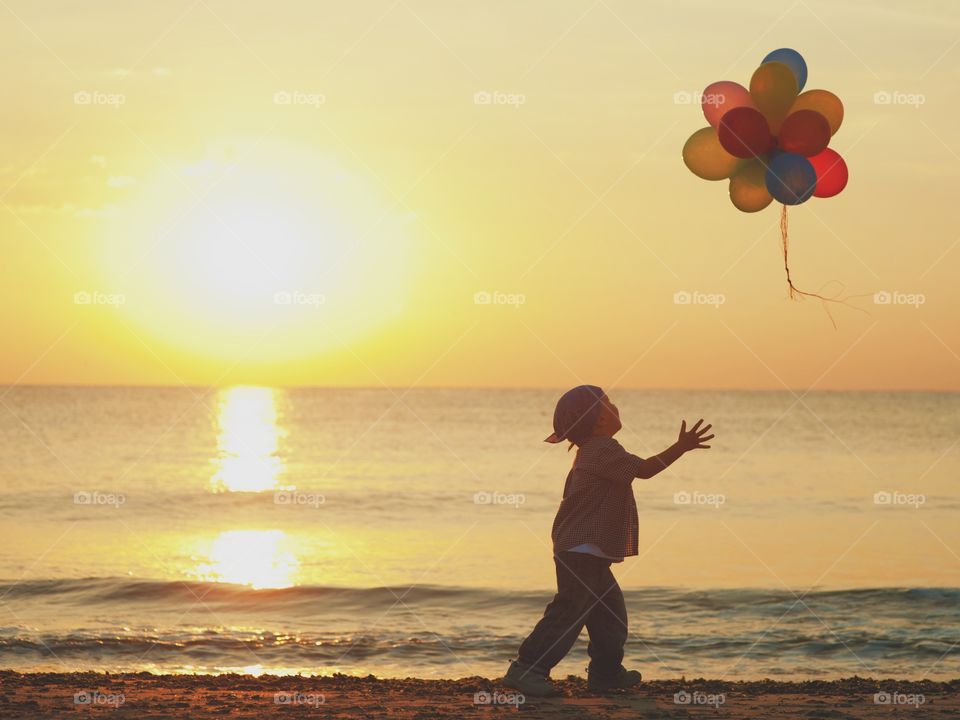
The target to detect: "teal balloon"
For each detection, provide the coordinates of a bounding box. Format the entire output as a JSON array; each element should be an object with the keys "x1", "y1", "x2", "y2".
[
  {"x1": 762, "y1": 48, "x2": 807, "y2": 92},
  {"x1": 765, "y1": 152, "x2": 816, "y2": 205}
]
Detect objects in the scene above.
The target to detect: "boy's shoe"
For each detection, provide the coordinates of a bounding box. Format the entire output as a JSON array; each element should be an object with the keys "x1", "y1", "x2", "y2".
[
  {"x1": 587, "y1": 666, "x2": 642, "y2": 691},
  {"x1": 502, "y1": 660, "x2": 560, "y2": 697}
]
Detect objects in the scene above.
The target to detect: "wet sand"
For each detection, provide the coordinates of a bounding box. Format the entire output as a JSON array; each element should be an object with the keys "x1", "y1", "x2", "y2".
[{"x1": 1, "y1": 671, "x2": 956, "y2": 719}]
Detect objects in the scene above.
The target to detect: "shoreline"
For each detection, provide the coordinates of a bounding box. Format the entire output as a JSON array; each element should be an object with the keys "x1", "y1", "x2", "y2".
[{"x1": 1, "y1": 672, "x2": 956, "y2": 719}]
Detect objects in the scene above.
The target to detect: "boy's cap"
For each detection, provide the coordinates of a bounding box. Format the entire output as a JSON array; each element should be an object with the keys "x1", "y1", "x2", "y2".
[{"x1": 544, "y1": 385, "x2": 605, "y2": 444}]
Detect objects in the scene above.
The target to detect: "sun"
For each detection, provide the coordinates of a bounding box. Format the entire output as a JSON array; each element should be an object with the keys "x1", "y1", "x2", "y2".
[
  {"x1": 98, "y1": 139, "x2": 414, "y2": 364},
  {"x1": 179, "y1": 190, "x2": 322, "y2": 315}
]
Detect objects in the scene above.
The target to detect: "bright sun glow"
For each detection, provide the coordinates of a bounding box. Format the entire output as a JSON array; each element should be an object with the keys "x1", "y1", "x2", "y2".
[
  {"x1": 195, "y1": 529, "x2": 299, "y2": 589},
  {"x1": 98, "y1": 139, "x2": 413, "y2": 364},
  {"x1": 182, "y1": 193, "x2": 325, "y2": 313},
  {"x1": 211, "y1": 386, "x2": 285, "y2": 493}
]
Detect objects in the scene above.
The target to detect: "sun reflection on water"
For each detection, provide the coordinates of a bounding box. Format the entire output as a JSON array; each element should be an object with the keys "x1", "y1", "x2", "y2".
[
  {"x1": 195, "y1": 529, "x2": 299, "y2": 589},
  {"x1": 211, "y1": 386, "x2": 286, "y2": 492}
]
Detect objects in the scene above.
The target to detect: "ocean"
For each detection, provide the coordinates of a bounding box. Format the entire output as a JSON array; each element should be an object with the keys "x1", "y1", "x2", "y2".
[{"x1": 0, "y1": 386, "x2": 957, "y2": 679}]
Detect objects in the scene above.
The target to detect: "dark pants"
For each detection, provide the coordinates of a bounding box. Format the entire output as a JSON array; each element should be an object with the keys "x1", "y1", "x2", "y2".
[{"x1": 516, "y1": 551, "x2": 627, "y2": 677}]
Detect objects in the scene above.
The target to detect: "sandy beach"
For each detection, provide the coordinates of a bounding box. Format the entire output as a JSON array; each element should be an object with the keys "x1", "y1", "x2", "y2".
[{"x1": 1, "y1": 672, "x2": 955, "y2": 719}]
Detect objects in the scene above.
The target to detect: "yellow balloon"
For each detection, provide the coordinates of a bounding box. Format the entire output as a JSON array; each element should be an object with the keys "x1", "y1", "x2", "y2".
[
  {"x1": 682, "y1": 127, "x2": 743, "y2": 181},
  {"x1": 728, "y1": 159, "x2": 773, "y2": 213},
  {"x1": 789, "y1": 89, "x2": 844, "y2": 136},
  {"x1": 749, "y1": 61, "x2": 799, "y2": 134}
]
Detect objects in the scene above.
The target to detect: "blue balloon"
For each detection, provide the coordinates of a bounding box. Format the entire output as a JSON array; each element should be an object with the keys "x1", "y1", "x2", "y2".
[
  {"x1": 765, "y1": 152, "x2": 816, "y2": 205},
  {"x1": 762, "y1": 48, "x2": 807, "y2": 92}
]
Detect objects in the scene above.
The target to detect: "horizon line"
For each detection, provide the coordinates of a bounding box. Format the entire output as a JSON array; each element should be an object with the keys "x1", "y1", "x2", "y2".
[{"x1": 1, "y1": 383, "x2": 958, "y2": 394}]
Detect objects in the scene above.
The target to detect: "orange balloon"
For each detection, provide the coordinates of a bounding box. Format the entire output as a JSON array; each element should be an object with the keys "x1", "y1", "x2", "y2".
[
  {"x1": 729, "y1": 159, "x2": 773, "y2": 213},
  {"x1": 749, "y1": 61, "x2": 799, "y2": 134},
  {"x1": 789, "y1": 89, "x2": 844, "y2": 136}
]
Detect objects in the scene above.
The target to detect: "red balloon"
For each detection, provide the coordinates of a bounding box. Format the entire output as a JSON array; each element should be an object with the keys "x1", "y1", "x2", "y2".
[
  {"x1": 717, "y1": 107, "x2": 774, "y2": 158},
  {"x1": 808, "y1": 148, "x2": 848, "y2": 198},
  {"x1": 778, "y1": 109, "x2": 831, "y2": 156}
]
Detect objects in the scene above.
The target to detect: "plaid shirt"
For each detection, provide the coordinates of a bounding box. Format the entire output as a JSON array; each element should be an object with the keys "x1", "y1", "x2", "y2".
[{"x1": 550, "y1": 436, "x2": 643, "y2": 561}]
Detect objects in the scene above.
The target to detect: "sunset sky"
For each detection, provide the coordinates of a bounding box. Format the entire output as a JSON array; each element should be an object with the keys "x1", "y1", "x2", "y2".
[{"x1": 2, "y1": 0, "x2": 958, "y2": 390}]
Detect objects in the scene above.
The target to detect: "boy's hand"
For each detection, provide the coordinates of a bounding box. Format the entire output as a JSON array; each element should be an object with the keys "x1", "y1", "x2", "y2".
[
  {"x1": 677, "y1": 419, "x2": 713, "y2": 451},
  {"x1": 636, "y1": 419, "x2": 713, "y2": 478}
]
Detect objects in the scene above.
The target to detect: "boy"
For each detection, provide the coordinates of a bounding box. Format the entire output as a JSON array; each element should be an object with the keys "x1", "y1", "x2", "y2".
[{"x1": 503, "y1": 384, "x2": 713, "y2": 696}]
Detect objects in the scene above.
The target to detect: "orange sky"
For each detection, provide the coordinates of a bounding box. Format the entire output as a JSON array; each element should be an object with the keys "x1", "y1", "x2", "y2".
[{"x1": 2, "y1": 1, "x2": 958, "y2": 390}]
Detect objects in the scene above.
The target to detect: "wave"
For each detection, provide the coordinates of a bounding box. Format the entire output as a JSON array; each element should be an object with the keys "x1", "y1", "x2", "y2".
[
  {"x1": 0, "y1": 577, "x2": 510, "y2": 611},
  {"x1": 2, "y1": 578, "x2": 959, "y2": 612},
  {"x1": 2, "y1": 627, "x2": 956, "y2": 677},
  {"x1": 1, "y1": 579, "x2": 958, "y2": 678}
]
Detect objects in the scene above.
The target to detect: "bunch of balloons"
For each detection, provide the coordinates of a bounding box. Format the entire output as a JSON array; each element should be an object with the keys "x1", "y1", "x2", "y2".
[{"x1": 682, "y1": 48, "x2": 848, "y2": 212}]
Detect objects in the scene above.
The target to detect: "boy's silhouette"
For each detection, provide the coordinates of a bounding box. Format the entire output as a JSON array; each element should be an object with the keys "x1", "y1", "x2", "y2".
[{"x1": 503, "y1": 385, "x2": 713, "y2": 695}]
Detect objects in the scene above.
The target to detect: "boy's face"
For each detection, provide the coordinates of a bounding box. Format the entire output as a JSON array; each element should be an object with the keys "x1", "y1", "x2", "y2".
[{"x1": 593, "y1": 394, "x2": 622, "y2": 437}]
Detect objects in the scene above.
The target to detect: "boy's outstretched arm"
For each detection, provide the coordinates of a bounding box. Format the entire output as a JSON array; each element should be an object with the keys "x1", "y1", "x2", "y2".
[{"x1": 636, "y1": 418, "x2": 713, "y2": 479}]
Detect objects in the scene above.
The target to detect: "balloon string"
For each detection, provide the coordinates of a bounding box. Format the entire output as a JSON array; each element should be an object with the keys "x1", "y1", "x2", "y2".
[
  {"x1": 781, "y1": 205, "x2": 832, "y2": 302},
  {"x1": 781, "y1": 204, "x2": 797, "y2": 300},
  {"x1": 780, "y1": 204, "x2": 846, "y2": 329}
]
